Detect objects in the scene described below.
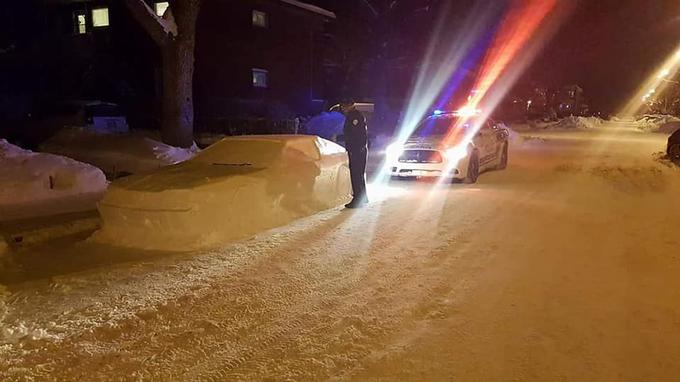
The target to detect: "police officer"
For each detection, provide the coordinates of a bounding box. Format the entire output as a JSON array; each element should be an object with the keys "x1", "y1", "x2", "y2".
[{"x1": 339, "y1": 100, "x2": 368, "y2": 208}]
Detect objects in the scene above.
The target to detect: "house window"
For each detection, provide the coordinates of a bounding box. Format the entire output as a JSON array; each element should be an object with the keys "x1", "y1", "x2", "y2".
[
  {"x1": 74, "y1": 11, "x2": 87, "y2": 34},
  {"x1": 92, "y1": 7, "x2": 110, "y2": 27},
  {"x1": 154, "y1": 2, "x2": 170, "y2": 17},
  {"x1": 252, "y1": 69, "x2": 268, "y2": 88},
  {"x1": 252, "y1": 10, "x2": 267, "y2": 27}
]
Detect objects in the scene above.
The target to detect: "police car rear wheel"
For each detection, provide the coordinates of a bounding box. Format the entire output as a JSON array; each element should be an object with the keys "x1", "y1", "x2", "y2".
[
  {"x1": 668, "y1": 143, "x2": 680, "y2": 162},
  {"x1": 464, "y1": 152, "x2": 480, "y2": 184}
]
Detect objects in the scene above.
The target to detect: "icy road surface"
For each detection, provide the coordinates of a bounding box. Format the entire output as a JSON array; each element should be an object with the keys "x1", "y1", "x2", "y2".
[{"x1": 2, "y1": 125, "x2": 680, "y2": 381}]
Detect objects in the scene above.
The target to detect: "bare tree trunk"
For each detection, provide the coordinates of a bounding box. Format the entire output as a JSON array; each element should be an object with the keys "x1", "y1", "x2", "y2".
[
  {"x1": 160, "y1": 1, "x2": 199, "y2": 148},
  {"x1": 124, "y1": 0, "x2": 201, "y2": 148}
]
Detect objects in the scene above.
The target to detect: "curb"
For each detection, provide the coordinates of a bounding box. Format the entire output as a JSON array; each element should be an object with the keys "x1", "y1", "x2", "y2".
[{"x1": 0, "y1": 212, "x2": 101, "y2": 251}]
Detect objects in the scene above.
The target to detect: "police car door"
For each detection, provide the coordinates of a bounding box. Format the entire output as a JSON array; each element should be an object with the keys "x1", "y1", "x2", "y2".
[{"x1": 475, "y1": 121, "x2": 496, "y2": 166}]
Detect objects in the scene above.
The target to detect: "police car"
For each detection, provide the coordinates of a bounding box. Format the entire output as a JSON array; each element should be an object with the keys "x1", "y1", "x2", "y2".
[{"x1": 386, "y1": 109, "x2": 509, "y2": 183}]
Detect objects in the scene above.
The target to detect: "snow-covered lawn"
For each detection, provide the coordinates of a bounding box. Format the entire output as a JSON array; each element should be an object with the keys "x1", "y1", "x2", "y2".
[
  {"x1": 2, "y1": 124, "x2": 680, "y2": 380},
  {"x1": 40, "y1": 128, "x2": 199, "y2": 178},
  {"x1": 0, "y1": 140, "x2": 107, "y2": 221},
  {"x1": 512, "y1": 115, "x2": 680, "y2": 136}
]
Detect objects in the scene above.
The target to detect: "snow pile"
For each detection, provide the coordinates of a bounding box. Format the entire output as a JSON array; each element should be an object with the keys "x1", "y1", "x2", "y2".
[
  {"x1": 0, "y1": 139, "x2": 107, "y2": 219},
  {"x1": 552, "y1": 116, "x2": 605, "y2": 129},
  {"x1": 91, "y1": 135, "x2": 352, "y2": 251},
  {"x1": 635, "y1": 114, "x2": 680, "y2": 133},
  {"x1": 511, "y1": 117, "x2": 605, "y2": 131},
  {"x1": 304, "y1": 111, "x2": 345, "y2": 141},
  {"x1": 509, "y1": 120, "x2": 555, "y2": 131},
  {"x1": 40, "y1": 128, "x2": 199, "y2": 177}
]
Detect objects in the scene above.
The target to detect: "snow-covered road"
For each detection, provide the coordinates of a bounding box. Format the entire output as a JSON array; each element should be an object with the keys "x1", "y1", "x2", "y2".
[{"x1": 3, "y1": 125, "x2": 680, "y2": 381}]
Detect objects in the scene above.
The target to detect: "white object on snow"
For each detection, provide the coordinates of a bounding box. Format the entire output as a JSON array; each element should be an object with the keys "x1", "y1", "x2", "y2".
[
  {"x1": 91, "y1": 135, "x2": 352, "y2": 251},
  {"x1": 40, "y1": 128, "x2": 199, "y2": 177},
  {"x1": 0, "y1": 139, "x2": 107, "y2": 220}
]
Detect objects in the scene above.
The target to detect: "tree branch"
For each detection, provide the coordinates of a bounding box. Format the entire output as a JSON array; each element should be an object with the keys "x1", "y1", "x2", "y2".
[
  {"x1": 123, "y1": 0, "x2": 177, "y2": 46},
  {"x1": 360, "y1": 0, "x2": 379, "y2": 17}
]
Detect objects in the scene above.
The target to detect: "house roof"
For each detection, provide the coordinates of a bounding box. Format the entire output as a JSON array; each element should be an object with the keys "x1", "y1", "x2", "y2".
[
  {"x1": 46, "y1": 0, "x2": 336, "y2": 19},
  {"x1": 279, "y1": 0, "x2": 336, "y2": 19}
]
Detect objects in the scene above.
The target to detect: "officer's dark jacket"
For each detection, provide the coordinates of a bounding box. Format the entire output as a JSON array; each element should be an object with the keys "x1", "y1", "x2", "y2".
[{"x1": 343, "y1": 109, "x2": 368, "y2": 152}]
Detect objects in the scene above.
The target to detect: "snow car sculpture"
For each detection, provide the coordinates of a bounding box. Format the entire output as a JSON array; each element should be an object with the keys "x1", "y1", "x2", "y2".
[{"x1": 92, "y1": 135, "x2": 352, "y2": 251}]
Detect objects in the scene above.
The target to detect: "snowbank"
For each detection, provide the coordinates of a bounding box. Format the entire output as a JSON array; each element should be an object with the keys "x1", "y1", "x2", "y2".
[
  {"x1": 552, "y1": 116, "x2": 605, "y2": 129},
  {"x1": 0, "y1": 139, "x2": 107, "y2": 220},
  {"x1": 511, "y1": 117, "x2": 605, "y2": 131},
  {"x1": 91, "y1": 135, "x2": 351, "y2": 251},
  {"x1": 635, "y1": 114, "x2": 680, "y2": 133},
  {"x1": 509, "y1": 120, "x2": 555, "y2": 131},
  {"x1": 40, "y1": 128, "x2": 199, "y2": 178}
]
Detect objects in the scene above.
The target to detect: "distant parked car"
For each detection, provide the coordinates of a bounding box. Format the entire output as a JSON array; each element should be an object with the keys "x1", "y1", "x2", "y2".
[
  {"x1": 40, "y1": 128, "x2": 197, "y2": 179},
  {"x1": 667, "y1": 129, "x2": 680, "y2": 163},
  {"x1": 34, "y1": 100, "x2": 129, "y2": 135}
]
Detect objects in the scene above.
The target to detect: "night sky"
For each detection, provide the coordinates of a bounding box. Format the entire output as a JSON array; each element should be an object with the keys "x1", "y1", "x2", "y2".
[
  {"x1": 314, "y1": 0, "x2": 679, "y2": 114},
  {"x1": 530, "y1": 0, "x2": 680, "y2": 113}
]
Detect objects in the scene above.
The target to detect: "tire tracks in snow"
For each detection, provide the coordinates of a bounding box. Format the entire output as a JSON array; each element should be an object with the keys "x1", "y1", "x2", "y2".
[
  {"x1": 5, "y1": 185, "x2": 501, "y2": 381},
  {"x1": 184, "y1": 191, "x2": 499, "y2": 381}
]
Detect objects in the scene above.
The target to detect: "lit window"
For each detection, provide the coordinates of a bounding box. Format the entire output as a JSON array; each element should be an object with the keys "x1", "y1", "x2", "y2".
[
  {"x1": 92, "y1": 8, "x2": 110, "y2": 27},
  {"x1": 74, "y1": 11, "x2": 87, "y2": 34},
  {"x1": 154, "y1": 2, "x2": 170, "y2": 17},
  {"x1": 252, "y1": 69, "x2": 268, "y2": 88},
  {"x1": 252, "y1": 10, "x2": 267, "y2": 27}
]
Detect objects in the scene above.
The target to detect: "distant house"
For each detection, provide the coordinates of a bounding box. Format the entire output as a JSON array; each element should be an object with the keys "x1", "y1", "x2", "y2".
[
  {"x1": 18, "y1": 0, "x2": 336, "y2": 133},
  {"x1": 556, "y1": 85, "x2": 589, "y2": 117}
]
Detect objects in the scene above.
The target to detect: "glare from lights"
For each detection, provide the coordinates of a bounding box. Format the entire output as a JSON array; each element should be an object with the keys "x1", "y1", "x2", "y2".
[
  {"x1": 440, "y1": 0, "x2": 571, "y2": 149},
  {"x1": 433, "y1": 109, "x2": 444, "y2": 115},
  {"x1": 385, "y1": 143, "x2": 403, "y2": 162},
  {"x1": 456, "y1": 105, "x2": 482, "y2": 117},
  {"x1": 619, "y1": 42, "x2": 680, "y2": 116},
  {"x1": 374, "y1": 0, "x2": 572, "y2": 193},
  {"x1": 445, "y1": 146, "x2": 469, "y2": 163},
  {"x1": 373, "y1": 1, "x2": 503, "y2": 184}
]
